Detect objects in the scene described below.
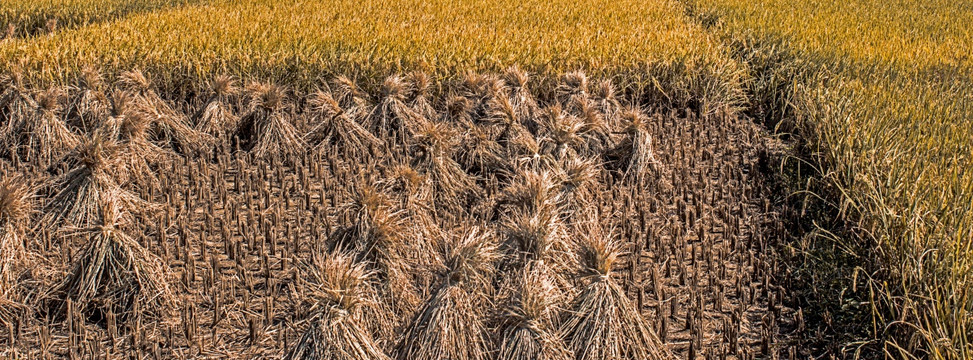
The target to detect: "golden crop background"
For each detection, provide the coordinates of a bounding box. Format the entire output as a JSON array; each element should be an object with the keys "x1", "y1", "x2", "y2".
[
  {"x1": 0, "y1": 0, "x2": 195, "y2": 38},
  {"x1": 0, "y1": 0, "x2": 745, "y2": 113},
  {"x1": 1, "y1": 0, "x2": 971, "y2": 357},
  {"x1": 694, "y1": 0, "x2": 973, "y2": 357}
]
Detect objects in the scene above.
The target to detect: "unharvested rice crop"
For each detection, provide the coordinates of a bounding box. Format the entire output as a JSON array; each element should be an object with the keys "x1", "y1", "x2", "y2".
[
  {"x1": 0, "y1": 0, "x2": 195, "y2": 39},
  {"x1": 690, "y1": 0, "x2": 973, "y2": 357}
]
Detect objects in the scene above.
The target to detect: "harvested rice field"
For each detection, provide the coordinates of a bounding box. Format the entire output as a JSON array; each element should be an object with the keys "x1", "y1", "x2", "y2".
[{"x1": 0, "y1": 0, "x2": 969, "y2": 359}]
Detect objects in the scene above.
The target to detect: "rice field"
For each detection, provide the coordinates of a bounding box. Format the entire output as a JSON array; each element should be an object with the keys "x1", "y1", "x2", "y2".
[
  {"x1": 690, "y1": 0, "x2": 973, "y2": 357},
  {"x1": 0, "y1": 0, "x2": 195, "y2": 39},
  {"x1": 0, "y1": 0, "x2": 744, "y2": 111},
  {"x1": 0, "y1": 0, "x2": 969, "y2": 358}
]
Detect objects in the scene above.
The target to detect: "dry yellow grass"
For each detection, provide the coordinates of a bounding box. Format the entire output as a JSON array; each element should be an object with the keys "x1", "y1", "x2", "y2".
[{"x1": 692, "y1": 0, "x2": 973, "y2": 357}]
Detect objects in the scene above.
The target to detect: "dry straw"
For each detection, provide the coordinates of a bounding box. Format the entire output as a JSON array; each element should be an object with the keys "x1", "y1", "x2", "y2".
[
  {"x1": 0, "y1": 175, "x2": 33, "y2": 322},
  {"x1": 194, "y1": 75, "x2": 241, "y2": 141},
  {"x1": 497, "y1": 263, "x2": 573, "y2": 360},
  {"x1": 396, "y1": 227, "x2": 499, "y2": 360},
  {"x1": 42, "y1": 131, "x2": 147, "y2": 229},
  {"x1": 54, "y1": 200, "x2": 172, "y2": 320},
  {"x1": 236, "y1": 82, "x2": 306, "y2": 158},
  {"x1": 286, "y1": 251, "x2": 390, "y2": 360},
  {"x1": 305, "y1": 89, "x2": 383, "y2": 158},
  {"x1": 561, "y1": 217, "x2": 671, "y2": 360}
]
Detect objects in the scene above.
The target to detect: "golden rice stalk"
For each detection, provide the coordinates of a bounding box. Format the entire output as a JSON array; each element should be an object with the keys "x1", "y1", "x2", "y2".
[
  {"x1": 0, "y1": 175, "x2": 32, "y2": 303},
  {"x1": 538, "y1": 104, "x2": 585, "y2": 160},
  {"x1": 41, "y1": 131, "x2": 147, "y2": 229},
  {"x1": 194, "y1": 75, "x2": 240, "y2": 139},
  {"x1": 411, "y1": 121, "x2": 478, "y2": 211},
  {"x1": 70, "y1": 66, "x2": 111, "y2": 132},
  {"x1": 613, "y1": 107, "x2": 661, "y2": 182},
  {"x1": 285, "y1": 252, "x2": 391, "y2": 360},
  {"x1": 498, "y1": 263, "x2": 573, "y2": 360},
  {"x1": 368, "y1": 75, "x2": 428, "y2": 147},
  {"x1": 407, "y1": 71, "x2": 438, "y2": 121},
  {"x1": 561, "y1": 221, "x2": 670, "y2": 360},
  {"x1": 54, "y1": 200, "x2": 172, "y2": 319},
  {"x1": 556, "y1": 71, "x2": 589, "y2": 102},
  {"x1": 236, "y1": 82, "x2": 306, "y2": 158},
  {"x1": 305, "y1": 89, "x2": 383, "y2": 157},
  {"x1": 396, "y1": 227, "x2": 499, "y2": 360},
  {"x1": 21, "y1": 87, "x2": 80, "y2": 167},
  {"x1": 119, "y1": 69, "x2": 213, "y2": 153}
]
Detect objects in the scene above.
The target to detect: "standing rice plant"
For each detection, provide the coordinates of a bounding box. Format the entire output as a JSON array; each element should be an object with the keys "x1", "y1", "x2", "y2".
[
  {"x1": 285, "y1": 252, "x2": 391, "y2": 360},
  {"x1": 396, "y1": 227, "x2": 499, "y2": 360},
  {"x1": 53, "y1": 200, "x2": 172, "y2": 320},
  {"x1": 235, "y1": 82, "x2": 305, "y2": 158},
  {"x1": 561, "y1": 219, "x2": 670, "y2": 360}
]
